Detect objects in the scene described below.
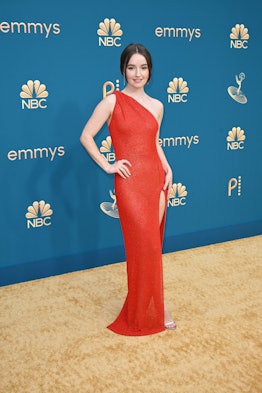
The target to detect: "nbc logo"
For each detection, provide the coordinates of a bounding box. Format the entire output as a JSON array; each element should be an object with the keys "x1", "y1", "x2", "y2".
[
  {"x1": 100, "y1": 190, "x2": 119, "y2": 218},
  {"x1": 168, "y1": 183, "x2": 188, "y2": 207},
  {"x1": 227, "y1": 73, "x2": 247, "y2": 104},
  {"x1": 167, "y1": 77, "x2": 189, "y2": 103},
  {"x1": 102, "y1": 79, "x2": 120, "y2": 98},
  {"x1": 100, "y1": 136, "x2": 115, "y2": 162},
  {"x1": 230, "y1": 24, "x2": 249, "y2": 49},
  {"x1": 228, "y1": 176, "x2": 241, "y2": 197},
  {"x1": 226, "y1": 127, "x2": 246, "y2": 150},
  {"x1": 25, "y1": 200, "x2": 53, "y2": 228},
  {"x1": 20, "y1": 80, "x2": 48, "y2": 109},
  {"x1": 97, "y1": 18, "x2": 123, "y2": 47}
]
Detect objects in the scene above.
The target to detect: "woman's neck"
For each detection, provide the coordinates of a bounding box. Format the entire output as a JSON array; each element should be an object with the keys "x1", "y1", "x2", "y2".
[{"x1": 122, "y1": 86, "x2": 146, "y2": 97}]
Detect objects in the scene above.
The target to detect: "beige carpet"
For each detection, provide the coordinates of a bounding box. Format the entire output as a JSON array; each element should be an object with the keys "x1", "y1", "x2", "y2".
[{"x1": 0, "y1": 235, "x2": 261, "y2": 393}]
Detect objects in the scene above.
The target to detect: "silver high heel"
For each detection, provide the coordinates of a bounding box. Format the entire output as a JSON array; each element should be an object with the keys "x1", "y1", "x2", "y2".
[{"x1": 165, "y1": 321, "x2": 177, "y2": 330}]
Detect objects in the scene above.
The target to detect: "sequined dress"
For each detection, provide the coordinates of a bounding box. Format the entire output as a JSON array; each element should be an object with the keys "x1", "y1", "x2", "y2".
[{"x1": 107, "y1": 90, "x2": 167, "y2": 336}]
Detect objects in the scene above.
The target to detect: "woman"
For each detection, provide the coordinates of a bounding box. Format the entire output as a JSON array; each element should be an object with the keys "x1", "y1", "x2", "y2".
[{"x1": 80, "y1": 43, "x2": 176, "y2": 335}]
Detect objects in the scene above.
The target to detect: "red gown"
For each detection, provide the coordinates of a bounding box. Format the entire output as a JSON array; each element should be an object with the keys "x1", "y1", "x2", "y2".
[{"x1": 107, "y1": 90, "x2": 167, "y2": 336}]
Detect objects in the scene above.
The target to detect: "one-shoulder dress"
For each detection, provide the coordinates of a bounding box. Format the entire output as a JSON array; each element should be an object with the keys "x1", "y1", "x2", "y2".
[{"x1": 107, "y1": 90, "x2": 167, "y2": 336}]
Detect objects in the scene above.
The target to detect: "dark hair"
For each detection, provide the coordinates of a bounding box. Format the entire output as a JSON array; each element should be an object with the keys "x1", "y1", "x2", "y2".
[{"x1": 120, "y1": 43, "x2": 153, "y2": 83}]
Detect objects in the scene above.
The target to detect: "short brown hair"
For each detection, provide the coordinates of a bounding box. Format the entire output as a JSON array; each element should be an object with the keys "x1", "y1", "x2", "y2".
[{"x1": 120, "y1": 43, "x2": 153, "y2": 83}]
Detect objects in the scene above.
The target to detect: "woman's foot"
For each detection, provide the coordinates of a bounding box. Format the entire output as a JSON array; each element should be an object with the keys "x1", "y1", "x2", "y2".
[
  {"x1": 165, "y1": 320, "x2": 177, "y2": 330},
  {"x1": 164, "y1": 304, "x2": 177, "y2": 330}
]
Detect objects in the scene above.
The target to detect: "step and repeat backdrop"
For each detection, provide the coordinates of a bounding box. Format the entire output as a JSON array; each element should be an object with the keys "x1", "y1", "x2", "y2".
[{"x1": 1, "y1": 0, "x2": 261, "y2": 285}]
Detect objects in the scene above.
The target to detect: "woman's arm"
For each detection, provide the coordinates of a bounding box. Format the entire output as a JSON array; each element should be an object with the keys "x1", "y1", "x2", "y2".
[
  {"x1": 80, "y1": 94, "x2": 131, "y2": 178},
  {"x1": 80, "y1": 95, "x2": 114, "y2": 172}
]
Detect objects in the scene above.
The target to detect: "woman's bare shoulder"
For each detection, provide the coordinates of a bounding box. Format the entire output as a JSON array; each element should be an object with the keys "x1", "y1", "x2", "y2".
[
  {"x1": 103, "y1": 92, "x2": 116, "y2": 110},
  {"x1": 151, "y1": 96, "x2": 163, "y2": 109},
  {"x1": 92, "y1": 91, "x2": 116, "y2": 118},
  {"x1": 149, "y1": 96, "x2": 164, "y2": 120}
]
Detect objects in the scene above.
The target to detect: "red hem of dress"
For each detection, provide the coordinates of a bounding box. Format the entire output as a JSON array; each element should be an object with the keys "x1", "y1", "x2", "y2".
[{"x1": 107, "y1": 324, "x2": 165, "y2": 336}]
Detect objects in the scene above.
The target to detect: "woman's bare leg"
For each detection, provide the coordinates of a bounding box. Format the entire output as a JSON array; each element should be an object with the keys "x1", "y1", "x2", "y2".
[{"x1": 159, "y1": 191, "x2": 176, "y2": 328}]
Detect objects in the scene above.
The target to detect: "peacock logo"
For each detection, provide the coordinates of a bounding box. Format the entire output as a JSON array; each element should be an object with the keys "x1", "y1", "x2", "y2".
[
  {"x1": 100, "y1": 136, "x2": 115, "y2": 162},
  {"x1": 97, "y1": 18, "x2": 123, "y2": 47},
  {"x1": 20, "y1": 80, "x2": 48, "y2": 109},
  {"x1": 226, "y1": 127, "x2": 246, "y2": 150},
  {"x1": 26, "y1": 200, "x2": 53, "y2": 228},
  {"x1": 167, "y1": 77, "x2": 189, "y2": 103},
  {"x1": 230, "y1": 24, "x2": 249, "y2": 49},
  {"x1": 168, "y1": 183, "x2": 188, "y2": 207}
]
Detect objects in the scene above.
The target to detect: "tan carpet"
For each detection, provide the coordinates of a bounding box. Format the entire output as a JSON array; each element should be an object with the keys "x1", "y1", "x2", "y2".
[{"x1": 0, "y1": 235, "x2": 261, "y2": 393}]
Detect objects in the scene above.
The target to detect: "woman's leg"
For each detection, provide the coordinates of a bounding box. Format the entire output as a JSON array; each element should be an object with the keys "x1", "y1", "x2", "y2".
[{"x1": 159, "y1": 192, "x2": 176, "y2": 328}]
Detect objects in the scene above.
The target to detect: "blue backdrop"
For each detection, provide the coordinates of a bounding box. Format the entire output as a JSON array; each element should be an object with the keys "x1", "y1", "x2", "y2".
[{"x1": 1, "y1": 0, "x2": 261, "y2": 286}]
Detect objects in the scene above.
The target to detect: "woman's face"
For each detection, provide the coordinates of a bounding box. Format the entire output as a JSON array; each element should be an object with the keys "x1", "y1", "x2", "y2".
[{"x1": 125, "y1": 53, "x2": 149, "y2": 88}]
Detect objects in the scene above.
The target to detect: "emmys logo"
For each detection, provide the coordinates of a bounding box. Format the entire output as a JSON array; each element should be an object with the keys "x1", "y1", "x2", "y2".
[
  {"x1": 168, "y1": 183, "x2": 188, "y2": 207},
  {"x1": 25, "y1": 200, "x2": 53, "y2": 229},
  {"x1": 0, "y1": 20, "x2": 60, "y2": 38},
  {"x1": 102, "y1": 79, "x2": 120, "y2": 98},
  {"x1": 226, "y1": 127, "x2": 246, "y2": 150},
  {"x1": 228, "y1": 176, "x2": 241, "y2": 196},
  {"x1": 7, "y1": 146, "x2": 65, "y2": 161},
  {"x1": 100, "y1": 190, "x2": 119, "y2": 218},
  {"x1": 155, "y1": 26, "x2": 201, "y2": 41},
  {"x1": 159, "y1": 135, "x2": 199, "y2": 149},
  {"x1": 230, "y1": 24, "x2": 249, "y2": 49},
  {"x1": 97, "y1": 18, "x2": 123, "y2": 47},
  {"x1": 100, "y1": 136, "x2": 115, "y2": 162},
  {"x1": 20, "y1": 80, "x2": 48, "y2": 109},
  {"x1": 167, "y1": 77, "x2": 189, "y2": 103},
  {"x1": 227, "y1": 73, "x2": 247, "y2": 104}
]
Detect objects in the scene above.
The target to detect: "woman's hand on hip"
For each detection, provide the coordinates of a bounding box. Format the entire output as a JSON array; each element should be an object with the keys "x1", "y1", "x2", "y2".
[{"x1": 107, "y1": 159, "x2": 132, "y2": 178}]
